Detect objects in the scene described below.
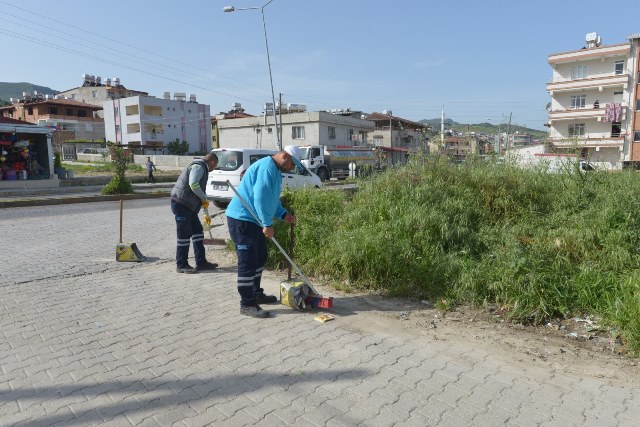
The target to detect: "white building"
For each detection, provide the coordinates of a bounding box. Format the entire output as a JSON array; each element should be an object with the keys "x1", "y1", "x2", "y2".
[
  {"x1": 216, "y1": 110, "x2": 374, "y2": 150},
  {"x1": 103, "y1": 93, "x2": 211, "y2": 154},
  {"x1": 546, "y1": 32, "x2": 640, "y2": 169}
]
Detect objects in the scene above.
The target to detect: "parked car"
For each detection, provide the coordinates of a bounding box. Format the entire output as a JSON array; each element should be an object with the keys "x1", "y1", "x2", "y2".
[{"x1": 206, "y1": 148, "x2": 322, "y2": 208}]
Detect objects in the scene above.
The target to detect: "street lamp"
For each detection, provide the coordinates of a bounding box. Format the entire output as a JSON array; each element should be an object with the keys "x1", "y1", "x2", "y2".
[{"x1": 224, "y1": 1, "x2": 281, "y2": 151}]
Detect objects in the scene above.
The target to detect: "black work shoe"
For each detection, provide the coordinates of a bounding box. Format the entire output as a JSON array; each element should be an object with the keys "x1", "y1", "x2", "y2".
[
  {"x1": 255, "y1": 294, "x2": 278, "y2": 304},
  {"x1": 176, "y1": 265, "x2": 198, "y2": 274},
  {"x1": 240, "y1": 305, "x2": 270, "y2": 318},
  {"x1": 196, "y1": 261, "x2": 218, "y2": 271}
]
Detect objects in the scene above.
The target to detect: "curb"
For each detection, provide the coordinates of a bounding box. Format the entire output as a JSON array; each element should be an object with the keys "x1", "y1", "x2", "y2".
[{"x1": 0, "y1": 191, "x2": 170, "y2": 209}]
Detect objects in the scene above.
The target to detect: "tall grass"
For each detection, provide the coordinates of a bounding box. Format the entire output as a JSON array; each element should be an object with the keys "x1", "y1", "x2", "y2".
[{"x1": 270, "y1": 156, "x2": 640, "y2": 353}]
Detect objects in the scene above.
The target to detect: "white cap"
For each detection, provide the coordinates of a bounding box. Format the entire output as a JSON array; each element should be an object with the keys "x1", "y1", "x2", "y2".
[{"x1": 283, "y1": 145, "x2": 301, "y2": 160}]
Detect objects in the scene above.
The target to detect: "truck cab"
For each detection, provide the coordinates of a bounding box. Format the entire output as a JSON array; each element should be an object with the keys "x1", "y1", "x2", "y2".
[{"x1": 299, "y1": 145, "x2": 329, "y2": 181}]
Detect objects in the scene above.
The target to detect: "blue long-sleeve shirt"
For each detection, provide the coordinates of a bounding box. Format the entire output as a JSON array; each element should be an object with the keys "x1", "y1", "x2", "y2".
[{"x1": 225, "y1": 156, "x2": 287, "y2": 227}]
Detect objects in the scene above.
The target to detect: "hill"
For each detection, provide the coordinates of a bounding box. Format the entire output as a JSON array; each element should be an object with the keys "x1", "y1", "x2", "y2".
[
  {"x1": 420, "y1": 118, "x2": 547, "y2": 140},
  {"x1": 0, "y1": 82, "x2": 59, "y2": 104}
]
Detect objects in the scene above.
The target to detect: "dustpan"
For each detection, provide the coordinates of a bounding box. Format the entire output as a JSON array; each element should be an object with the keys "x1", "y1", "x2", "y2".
[{"x1": 116, "y1": 200, "x2": 146, "y2": 262}]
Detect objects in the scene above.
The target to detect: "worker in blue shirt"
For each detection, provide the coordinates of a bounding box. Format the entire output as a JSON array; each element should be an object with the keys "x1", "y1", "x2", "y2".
[{"x1": 226, "y1": 145, "x2": 300, "y2": 318}]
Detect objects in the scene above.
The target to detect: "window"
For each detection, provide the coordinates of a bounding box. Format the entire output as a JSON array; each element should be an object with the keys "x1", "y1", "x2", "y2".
[
  {"x1": 635, "y1": 131, "x2": 640, "y2": 142},
  {"x1": 200, "y1": 128, "x2": 205, "y2": 136},
  {"x1": 570, "y1": 95, "x2": 586, "y2": 109},
  {"x1": 70, "y1": 94, "x2": 76, "y2": 100},
  {"x1": 49, "y1": 107, "x2": 57, "y2": 115},
  {"x1": 107, "y1": 91, "x2": 115, "y2": 99},
  {"x1": 611, "y1": 122, "x2": 621, "y2": 137},
  {"x1": 328, "y1": 126, "x2": 336, "y2": 139},
  {"x1": 636, "y1": 100, "x2": 640, "y2": 111},
  {"x1": 292, "y1": 126, "x2": 305, "y2": 139},
  {"x1": 310, "y1": 147, "x2": 321, "y2": 158},
  {"x1": 92, "y1": 90, "x2": 98, "y2": 98},
  {"x1": 348, "y1": 129, "x2": 354, "y2": 142},
  {"x1": 613, "y1": 91, "x2": 623, "y2": 103},
  {"x1": 77, "y1": 110, "x2": 87, "y2": 117},
  {"x1": 66, "y1": 109, "x2": 73, "y2": 116},
  {"x1": 571, "y1": 65, "x2": 588, "y2": 80},
  {"x1": 568, "y1": 123, "x2": 585, "y2": 137},
  {"x1": 27, "y1": 107, "x2": 33, "y2": 115},
  {"x1": 615, "y1": 60, "x2": 625, "y2": 75},
  {"x1": 115, "y1": 124, "x2": 120, "y2": 134}
]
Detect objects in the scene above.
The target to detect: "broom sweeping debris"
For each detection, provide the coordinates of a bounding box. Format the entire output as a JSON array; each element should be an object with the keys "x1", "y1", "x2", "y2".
[{"x1": 202, "y1": 207, "x2": 226, "y2": 246}]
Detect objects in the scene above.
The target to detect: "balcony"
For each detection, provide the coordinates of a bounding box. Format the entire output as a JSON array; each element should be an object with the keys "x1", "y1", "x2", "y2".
[
  {"x1": 548, "y1": 136, "x2": 625, "y2": 148},
  {"x1": 548, "y1": 43, "x2": 630, "y2": 65},
  {"x1": 548, "y1": 103, "x2": 627, "y2": 123},
  {"x1": 547, "y1": 73, "x2": 629, "y2": 94}
]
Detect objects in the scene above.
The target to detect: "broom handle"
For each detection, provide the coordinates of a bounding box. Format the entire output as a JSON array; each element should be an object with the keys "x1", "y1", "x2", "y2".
[
  {"x1": 119, "y1": 199, "x2": 123, "y2": 244},
  {"x1": 288, "y1": 222, "x2": 293, "y2": 280},
  {"x1": 226, "y1": 180, "x2": 318, "y2": 295}
]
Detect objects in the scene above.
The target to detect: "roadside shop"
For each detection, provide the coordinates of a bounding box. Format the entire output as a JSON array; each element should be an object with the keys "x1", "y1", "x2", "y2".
[{"x1": 0, "y1": 117, "x2": 56, "y2": 188}]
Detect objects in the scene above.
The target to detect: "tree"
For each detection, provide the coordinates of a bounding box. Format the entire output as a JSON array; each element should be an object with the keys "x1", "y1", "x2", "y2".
[
  {"x1": 101, "y1": 143, "x2": 133, "y2": 195},
  {"x1": 167, "y1": 138, "x2": 189, "y2": 155}
]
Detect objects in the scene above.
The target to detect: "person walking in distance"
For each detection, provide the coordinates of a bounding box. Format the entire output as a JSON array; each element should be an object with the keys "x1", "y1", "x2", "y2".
[
  {"x1": 146, "y1": 157, "x2": 157, "y2": 183},
  {"x1": 170, "y1": 151, "x2": 219, "y2": 274},
  {"x1": 226, "y1": 145, "x2": 300, "y2": 318}
]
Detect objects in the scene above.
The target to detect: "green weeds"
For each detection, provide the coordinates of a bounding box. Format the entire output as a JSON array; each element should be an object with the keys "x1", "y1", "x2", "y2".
[{"x1": 270, "y1": 157, "x2": 640, "y2": 354}]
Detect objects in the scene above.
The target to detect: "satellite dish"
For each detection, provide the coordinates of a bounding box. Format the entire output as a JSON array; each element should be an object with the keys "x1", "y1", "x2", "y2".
[{"x1": 545, "y1": 102, "x2": 552, "y2": 112}]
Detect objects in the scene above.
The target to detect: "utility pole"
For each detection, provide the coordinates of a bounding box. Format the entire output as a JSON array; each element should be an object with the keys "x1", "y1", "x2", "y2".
[
  {"x1": 278, "y1": 93, "x2": 283, "y2": 147},
  {"x1": 440, "y1": 106, "x2": 445, "y2": 152},
  {"x1": 505, "y1": 112, "x2": 512, "y2": 151}
]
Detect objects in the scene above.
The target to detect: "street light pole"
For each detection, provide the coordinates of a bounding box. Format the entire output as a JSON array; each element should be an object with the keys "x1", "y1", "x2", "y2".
[{"x1": 224, "y1": 1, "x2": 281, "y2": 151}]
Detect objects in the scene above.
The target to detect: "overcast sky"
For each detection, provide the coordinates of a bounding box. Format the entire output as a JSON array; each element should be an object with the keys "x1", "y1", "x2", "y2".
[{"x1": 2, "y1": 0, "x2": 640, "y2": 130}]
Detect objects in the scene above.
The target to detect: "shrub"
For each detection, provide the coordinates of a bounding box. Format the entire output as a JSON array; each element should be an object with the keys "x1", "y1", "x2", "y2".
[
  {"x1": 101, "y1": 143, "x2": 133, "y2": 195},
  {"x1": 167, "y1": 139, "x2": 189, "y2": 155}
]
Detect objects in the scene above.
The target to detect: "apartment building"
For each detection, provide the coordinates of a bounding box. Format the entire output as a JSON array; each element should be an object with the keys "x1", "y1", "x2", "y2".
[
  {"x1": 57, "y1": 74, "x2": 148, "y2": 118},
  {"x1": 103, "y1": 93, "x2": 211, "y2": 154},
  {"x1": 0, "y1": 95, "x2": 104, "y2": 144},
  {"x1": 216, "y1": 109, "x2": 374, "y2": 151},
  {"x1": 546, "y1": 32, "x2": 637, "y2": 169},
  {"x1": 367, "y1": 112, "x2": 430, "y2": 165}
]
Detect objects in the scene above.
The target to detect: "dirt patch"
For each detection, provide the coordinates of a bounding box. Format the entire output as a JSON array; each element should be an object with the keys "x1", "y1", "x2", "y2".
[{"x1": 209, "y1": 245, "x2": 640, "y2": 384}]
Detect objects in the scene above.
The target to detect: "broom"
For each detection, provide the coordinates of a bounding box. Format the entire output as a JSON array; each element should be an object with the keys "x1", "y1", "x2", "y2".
[{"x1": 202, "y1": 207, "x2": 226, "y2": 246}]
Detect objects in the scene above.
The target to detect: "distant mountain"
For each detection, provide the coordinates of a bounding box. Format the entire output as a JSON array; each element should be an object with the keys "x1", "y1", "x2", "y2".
[
  {"x1": 420, "y1": 118, "x2": 548, "y2": 140},
  {"x1": 0, "y1": 82, "x2": 59, "y2": 104}
]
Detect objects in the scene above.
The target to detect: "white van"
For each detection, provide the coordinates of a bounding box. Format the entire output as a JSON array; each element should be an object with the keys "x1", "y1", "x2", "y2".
[{"x1": 206, "y1": 148, "x2": 323, "y2": 208}]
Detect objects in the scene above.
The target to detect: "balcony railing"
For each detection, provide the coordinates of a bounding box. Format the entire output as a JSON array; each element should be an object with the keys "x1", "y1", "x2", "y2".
[
  {"x1": 548, "y1": 103, "x2": 627, "y2": 122},
  {"x1": 550, "y1": 70, "x2": 630, "y2": 83},
  {"x1": 548, "y1": 136, "x2": 625, "y2": 147},
  {"x1": 547, "y1": 74, "x2": 629, "y2": 93}
]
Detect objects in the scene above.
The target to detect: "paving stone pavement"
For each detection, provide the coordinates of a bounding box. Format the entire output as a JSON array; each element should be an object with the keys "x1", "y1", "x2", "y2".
[{"x1": 1, "y1": 199, "x2": 639, "y2": 426}]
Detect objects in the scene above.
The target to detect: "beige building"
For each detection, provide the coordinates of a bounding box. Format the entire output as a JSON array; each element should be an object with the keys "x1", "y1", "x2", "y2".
[
  {"x1": 216, "y1": 110, "x2": 374, "y2": 151},
  {"x1": 57, "y1": 74, "x2": 148, "y2": 119}
]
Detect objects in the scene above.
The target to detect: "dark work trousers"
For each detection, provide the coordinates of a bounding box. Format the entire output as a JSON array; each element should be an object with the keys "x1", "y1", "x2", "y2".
[
  {"x1": 171, "y1": 200, "x2": 206, "y2": 268},
  {"x1": 148, "y1": 170, "x2": 155, "y2": 183},
  {"x1": 227, "y1": 217, "x2": 267, "y2": 307}
]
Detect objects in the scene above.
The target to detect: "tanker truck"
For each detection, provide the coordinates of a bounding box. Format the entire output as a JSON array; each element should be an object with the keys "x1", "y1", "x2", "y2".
[{"x1": 298, "y1": 145, "x2": 385, "y2": 181}]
